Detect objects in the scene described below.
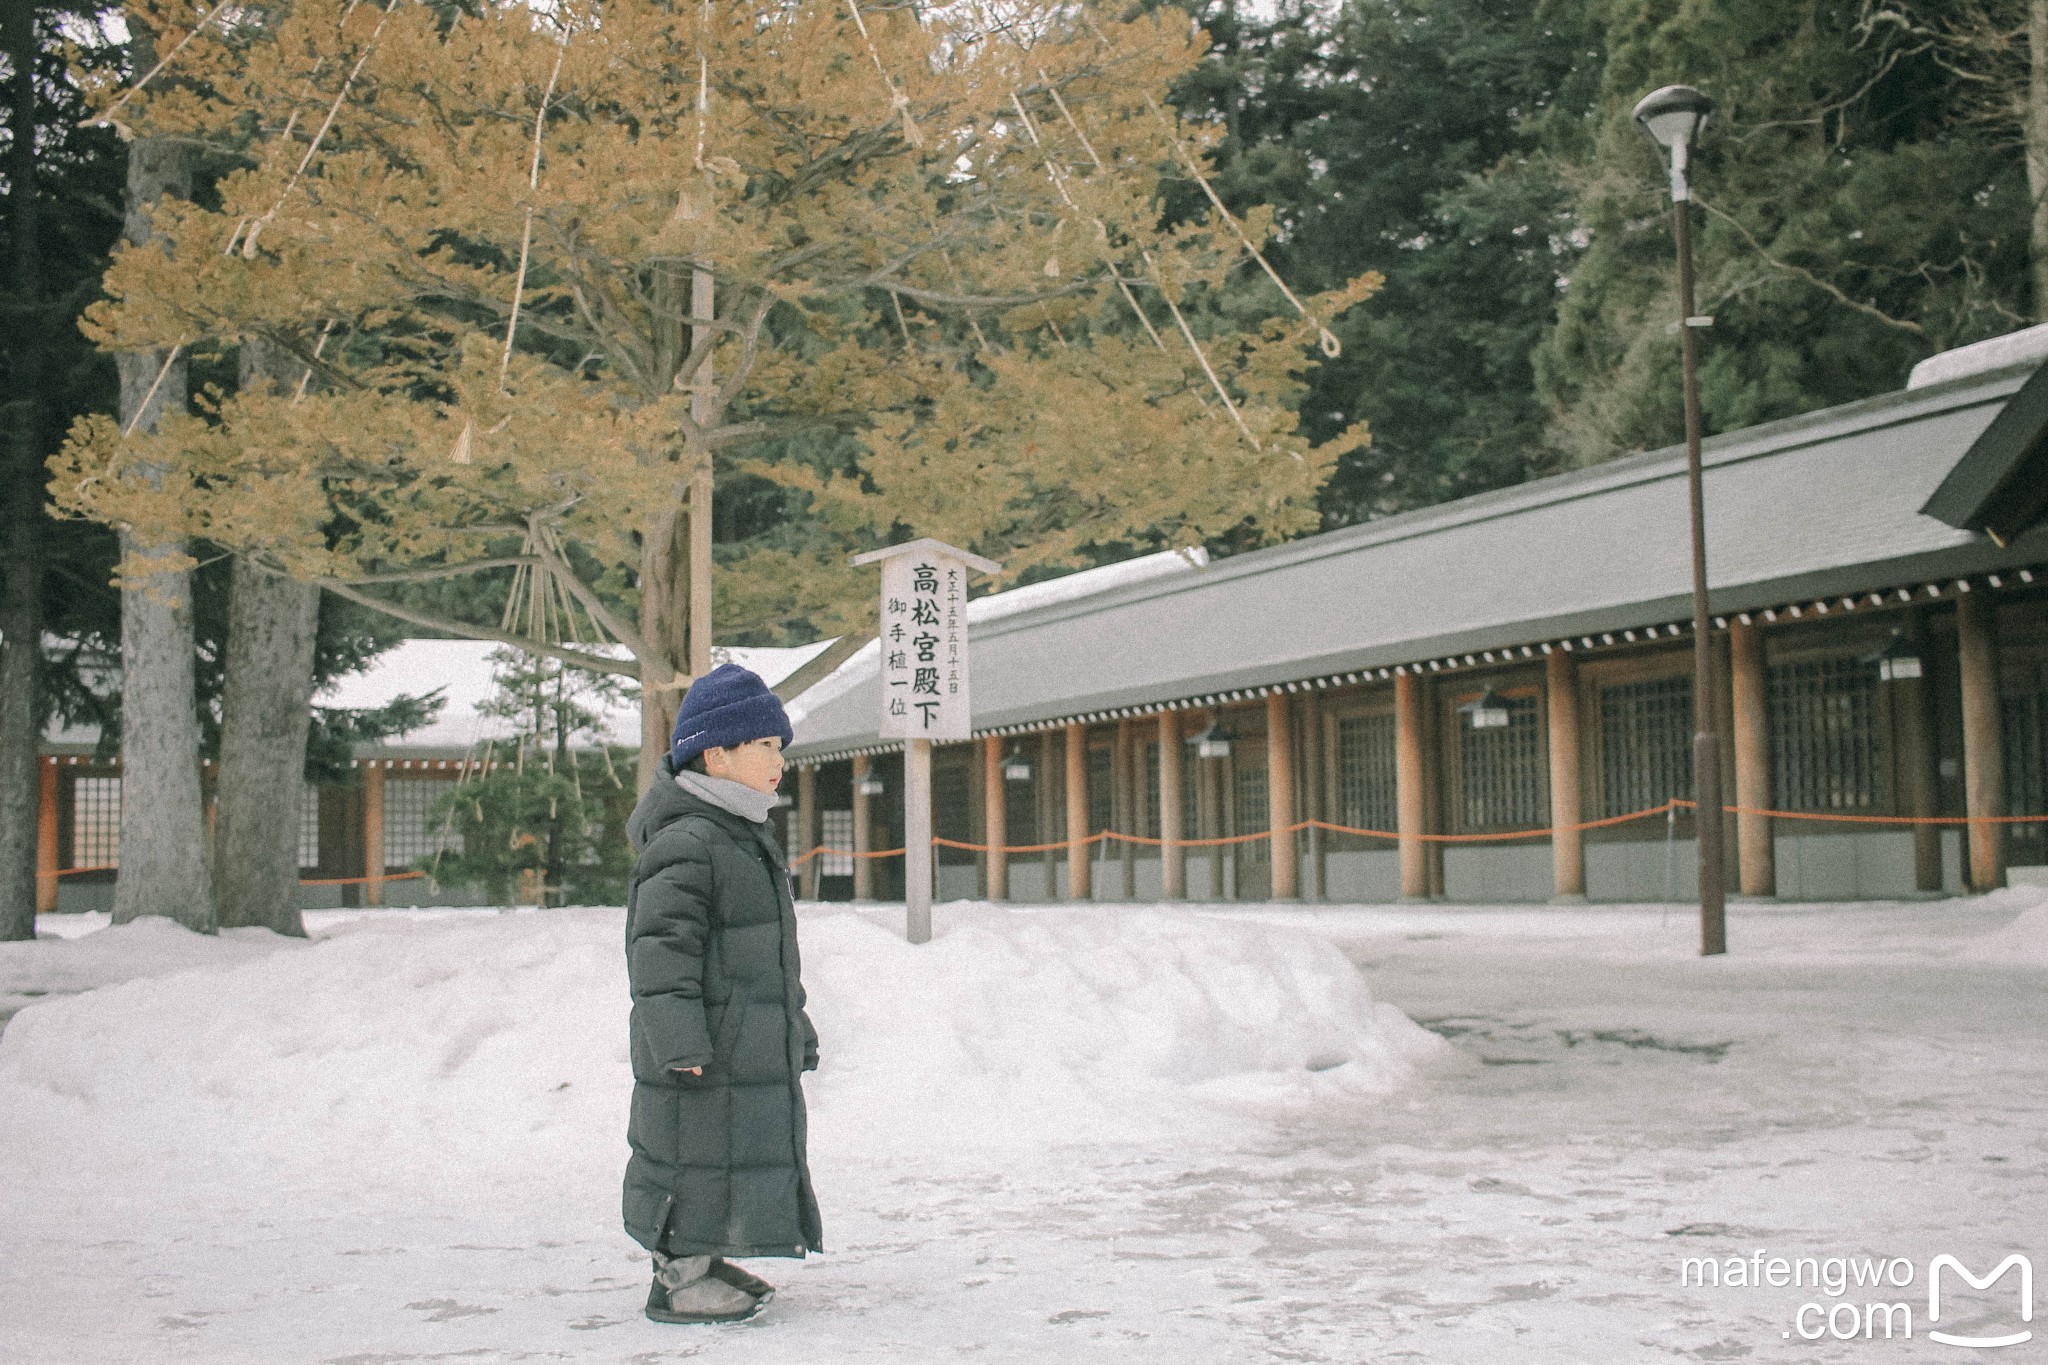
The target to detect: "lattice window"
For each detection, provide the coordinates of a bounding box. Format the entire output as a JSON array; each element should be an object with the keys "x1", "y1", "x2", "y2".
[
  {"x1": 1458, "y1": 695, "x2": 1545, "y2": 830},
  {"x1": 299, "y1": 784, "x2": 322, "y2": 870},
  {"x1": 817, "y1": 809, "x2": 853, "y2": 876},
  {"x1": 1769, "y1": 659, "x2": 1882, "y2": 811},
  {"x1": 1337, "y1": 714, "x2": 1397, "y2": 832},
  {"x1": 1142, "y1": 741, "x2": 1161, "y2": 839},
  {"x1": 2005, "y1": 694, "x2": 2048, "y2": 817},
  {"x1": 382, "y1": 777, "x2": 463, "y2": 868},
  {"x1": 1600, "y1": 676, "x2": 1693, "y2": 817},
  {"x1": 1233, "y1": 758, "x2": 1270, "y2": 864},
  {"x1": 69, "y1": 775, "x2": 120, "y2": 868},
  {"x1": 934, "y1": 757, "x2": 972, "y2": 844},
  {"x1": 1087, "y1": 745, "x2": 1114, "y2": 834},
  {"x1": 1003, "y1": 756, "x2": 1038, "y2": 848},
  {"x1": 1183, "y1": 747, "x2": 1205, "y2": 837}
]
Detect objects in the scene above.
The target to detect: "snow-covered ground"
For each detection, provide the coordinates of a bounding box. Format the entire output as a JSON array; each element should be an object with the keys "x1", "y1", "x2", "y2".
[{"x1": 1, "y1": 894, "x2": 2042, "y2": 1363}]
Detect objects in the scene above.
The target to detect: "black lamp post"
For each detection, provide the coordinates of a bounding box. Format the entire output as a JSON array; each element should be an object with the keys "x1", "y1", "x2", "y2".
[{"x1": 1633, "y1": 83, "x2": 1727, "y2": 957}]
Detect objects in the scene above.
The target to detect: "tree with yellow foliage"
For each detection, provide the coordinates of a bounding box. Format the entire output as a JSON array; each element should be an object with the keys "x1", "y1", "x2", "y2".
[{"x1": 56, "y1": 0, "x2": 1377, "y2": 794}]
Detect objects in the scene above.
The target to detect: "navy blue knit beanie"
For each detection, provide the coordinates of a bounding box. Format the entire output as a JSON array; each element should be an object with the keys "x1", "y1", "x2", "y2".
[{"x1": 669, "y1": 663, "x2": 794, "y2": 770}]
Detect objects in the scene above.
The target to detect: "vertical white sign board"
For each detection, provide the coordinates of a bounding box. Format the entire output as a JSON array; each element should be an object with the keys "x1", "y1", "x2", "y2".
[
  {"x1": 878, "y1": 552, "x2": 972, "y2": 741},
  {"x1": 854, "y1": 539, "x2": 1002, "y2": 944}
]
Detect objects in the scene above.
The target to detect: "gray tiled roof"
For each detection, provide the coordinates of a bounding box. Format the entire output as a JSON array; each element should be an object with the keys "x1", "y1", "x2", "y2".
[{"x1": 789, "y1": 362, "x2": 2048, "y2": 762}]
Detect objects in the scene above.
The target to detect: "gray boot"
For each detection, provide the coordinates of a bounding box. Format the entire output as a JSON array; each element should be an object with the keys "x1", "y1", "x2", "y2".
[{"x1": 646, "y1": 1253, "x2": 762, "y2": 1324}]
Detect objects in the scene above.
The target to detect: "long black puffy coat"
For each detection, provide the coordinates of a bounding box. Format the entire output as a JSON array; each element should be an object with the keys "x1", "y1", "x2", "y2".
[{"x1": 621, "y1": 758, "x2": 823, "y2": 1259}]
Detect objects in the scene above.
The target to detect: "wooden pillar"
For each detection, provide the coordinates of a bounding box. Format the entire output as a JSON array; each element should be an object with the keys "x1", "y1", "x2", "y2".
[
  {"x1": 797, "y1": 765, "x2": 820, "y2": 900},
  {"x1": 1158, "y1": 710, "x2": 1184, "y2": 900},
  {"x1": 1889, "y1": 609, "x2": 1942, "y2": 892},
  {"x1": 362, "y1": 761, "x2": 386, "y2": 907},
  {"x1": 1115, "y1": 717, "x2": 1136, "y2": 899},
  {"x1": 1321, "y1": 705, "x2": 1342, "y2": 898},
  {"x1": 1957, "y1": 589, "x2": 2006, "y2": 891},
  {"x1": 1395, "y1": 672, "x2": 1428, "y2": 900},
  {"x1": 36, "y1": 759, "x2": 59, "y2": 913},
  {"x1": 851, "y1": 753, "x2": 874, "y2": 901},
  {"x1": 1300, "y1": 691, "x2": 1327, "y2": 900},
  {"x1": 1730, "y1": 619, "x2": 1775, "y2": 897},
  {"x1": 1195, "y1": 710, "x2": 1223, "y2": 898},
  {"x1": 1546, "y1": 651, "x2": 1586, "y2": 901},
  {"x1": 983, "y1": 735, "x2": 1008, "y2": 900},
  {"x1": 1039, "y1": 730, "x2": 1059, "y2": 900},
  {"x1": 1266, "y1": 692, "x2": 1298, "y2": 899},
  {"x1": 1066, "y1": 722, "x2": 1089, "y2": 900}
]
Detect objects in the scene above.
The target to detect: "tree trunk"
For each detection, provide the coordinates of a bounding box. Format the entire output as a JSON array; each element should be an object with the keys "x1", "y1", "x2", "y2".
[
  {"x1": 213, "y1": 559, "x2": 319, "y2": 935},
  {"x1": 2030, "y1": 0, "x2": 2048, "y2": 319},
  {"x1": 0, "y1": 0, "x2": 47, "y2": 942},
  {"x1": 110, "y1": 127, "x2": 213, "y2": 931},
  {"x1": 214, "y1": 339, "x2": 321, "y2": 935}
]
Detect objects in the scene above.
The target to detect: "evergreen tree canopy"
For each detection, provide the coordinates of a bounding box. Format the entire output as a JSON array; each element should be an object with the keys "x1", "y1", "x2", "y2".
[{"x1": 53, "y1": 0, "x2": 1377, "y2": 683}]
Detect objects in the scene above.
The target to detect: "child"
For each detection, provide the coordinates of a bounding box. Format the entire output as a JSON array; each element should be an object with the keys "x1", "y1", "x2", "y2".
[{"x1": 621, "y1": 663, "x2": 822, "y2": 1324}]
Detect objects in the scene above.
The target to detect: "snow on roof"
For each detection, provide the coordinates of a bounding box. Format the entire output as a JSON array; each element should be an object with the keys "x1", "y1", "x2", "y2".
[
  {"x1": 1907, "y1": 322, "x2": 2048, "y2": 390},
  {"x1": 782, "y1": 548, "x2": 1213, "y2": 731},
  {"x1": 313, "y1": 637, "x2": 837, "y2": 753}
]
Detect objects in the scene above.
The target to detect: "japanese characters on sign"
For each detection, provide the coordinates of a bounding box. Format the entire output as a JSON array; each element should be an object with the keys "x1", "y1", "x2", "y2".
[{"x1": 878, "y1": 552, "x2": 972, "y2": 740}]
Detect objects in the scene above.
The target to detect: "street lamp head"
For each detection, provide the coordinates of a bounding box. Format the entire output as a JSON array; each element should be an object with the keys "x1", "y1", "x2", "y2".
[{"x1": 1632, "y1": 84, "x2": 1716, "y2": 150}]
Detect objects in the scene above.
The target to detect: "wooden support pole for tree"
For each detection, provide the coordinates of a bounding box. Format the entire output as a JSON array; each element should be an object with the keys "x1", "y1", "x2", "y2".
[
  {"x1": 1066, "y1": 722, "x2": 1089, "y2": 900},
  {"x1": 1957, "y1": 588, "x2": 2007, "y2": 892},
  {"x1": 687, "y1": 268, "x2": 715, "y2": 679},
  {"x1": 1158, "y1": 710, "x2": 1184, "y2": 900},
  {"x1": 35, "y1": 759, "x2": 58, "y2": 914},
  {"x1": 983, "y1": 735, "x2": 1008, "y2": 900},
  {"x1": 1729, "y1": 618, "x2": 1775, "y2": 897},
  {"x1": 797, "y1": 765, "x2": 820, "y2": 900},
  {"x1": 1266, "y1": 692, "x2": 1298, "y2": 900},
  {"x1": 362, "y1": 762, "x2": 386, "y2": 907},
  {"x1": 851, "y1": 753, "x2": 874, "y2": 901},
  {"x1": 1395, "y1": 672, "x2": 1428, "y2": 900},
  {"x1": 1546, "y1": 650, "x2": 1586, "y2": 901}
]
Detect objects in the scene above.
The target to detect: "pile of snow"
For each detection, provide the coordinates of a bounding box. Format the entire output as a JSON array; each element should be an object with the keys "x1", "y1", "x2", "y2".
[
  {"x1": 0, "y1": 916, "x2": 301, "y2": 1026},
  {"x1": 803, "y1": 905, "x2": 1440, "y2": 1156},
  {"x1": 1960, "y1": 903, "x2": 2048, "y2": 967},
  {"x1": 0, "y1": 904, "x2": 1435, "y2": 1200}
]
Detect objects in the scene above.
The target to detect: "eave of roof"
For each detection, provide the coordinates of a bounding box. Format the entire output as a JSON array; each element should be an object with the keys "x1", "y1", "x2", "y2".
[
  {"x1": 787, "y1": 364, "x2": 2047, "y2": 763},
  {"x1": 1921, "y1": 358, "x2": 2048, "y2": 544}
]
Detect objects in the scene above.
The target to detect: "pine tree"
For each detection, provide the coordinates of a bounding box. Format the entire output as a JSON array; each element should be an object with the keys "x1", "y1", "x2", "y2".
[{"x1": 53, "y1": 0, "x2": 1377, "y2": 792}]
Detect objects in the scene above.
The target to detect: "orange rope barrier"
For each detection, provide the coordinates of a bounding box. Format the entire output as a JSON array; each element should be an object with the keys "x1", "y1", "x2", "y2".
[
  {"x1": 298, "y1": 870, "x2": 429, "y2": 887},
  {"x1": 1672, "y1": 800, "x2": 2048, "y2": 827},
  {"x1": 38, "y1": 865, "x2": 431, "y2": 887},
  {"x1": 786, "y1": 797, "x2": 2048, "y2": 867}
]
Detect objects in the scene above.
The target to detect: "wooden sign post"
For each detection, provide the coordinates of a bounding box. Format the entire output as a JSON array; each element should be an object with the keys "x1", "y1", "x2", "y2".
[{"x1": 852, "y1": 538, "x2": 1002, "y2": 943}]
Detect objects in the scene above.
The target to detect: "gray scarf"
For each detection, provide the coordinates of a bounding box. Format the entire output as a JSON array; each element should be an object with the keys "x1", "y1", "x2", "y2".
[{"x1": 674, "y1": 768, "x2": 779, "y2": 825}]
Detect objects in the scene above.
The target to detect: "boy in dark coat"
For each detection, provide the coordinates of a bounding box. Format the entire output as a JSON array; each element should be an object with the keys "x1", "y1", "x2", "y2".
[{"x1": 622, "y1": 663, "x2": 823, "y2": 1324}]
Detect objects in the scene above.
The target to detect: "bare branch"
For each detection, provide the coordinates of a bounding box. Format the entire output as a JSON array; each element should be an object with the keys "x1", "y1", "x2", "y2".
[
  {"x1": 1695, "y1": 196, "x2": 1925, "y2": 335},
  {"x1": 319, "y1": 579, "x2": 647, "y2": 681}
]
